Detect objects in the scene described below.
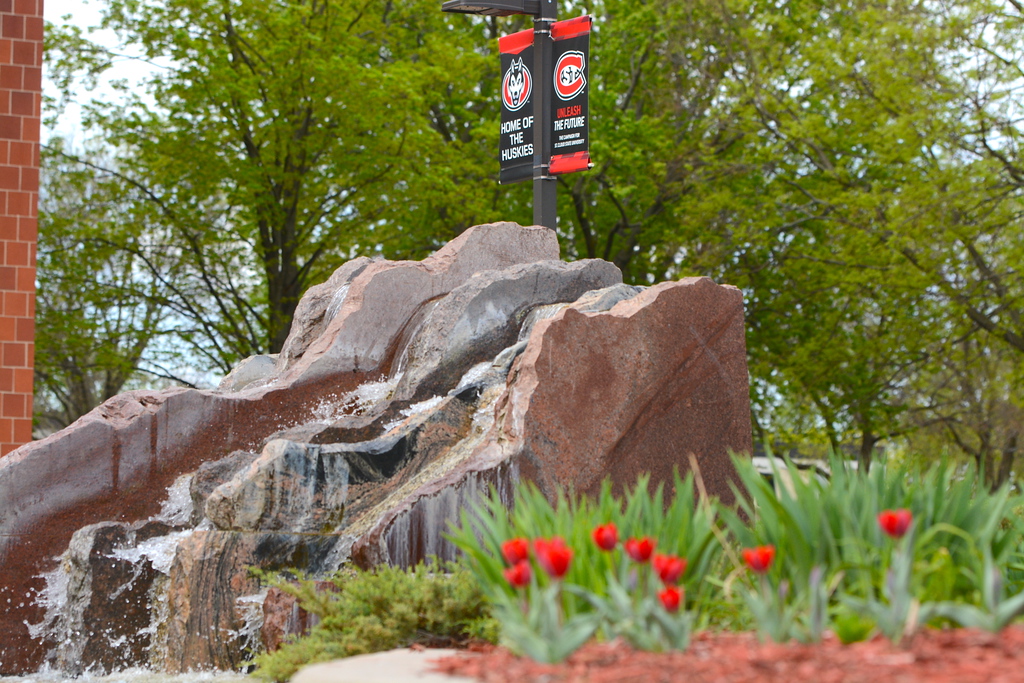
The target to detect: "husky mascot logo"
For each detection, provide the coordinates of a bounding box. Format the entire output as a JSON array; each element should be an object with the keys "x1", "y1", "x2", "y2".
[
  {"x1": 502, "y1": 57, "x2": 532, "y2": 112},
  {"x1": 554, "y1": 50, "x2": 587, "y2": 101}
]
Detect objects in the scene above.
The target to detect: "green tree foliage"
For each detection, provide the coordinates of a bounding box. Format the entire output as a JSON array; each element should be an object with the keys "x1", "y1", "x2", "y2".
[
  {"x1": 40, "y1": 0, "x2": 1022, "y2": 474},
  {"x1": 714, "y1": 0, "x2": 1024, "y2": 468},
  {"x1": 572, "y1": 0, "x2": 1024, "y2": 468},
  {"x1": 46, "y1": 0, "x2": 513, "y2": 370},
  {"x1": 34, "y1": 143, "x2": 176, "y2": 433}
]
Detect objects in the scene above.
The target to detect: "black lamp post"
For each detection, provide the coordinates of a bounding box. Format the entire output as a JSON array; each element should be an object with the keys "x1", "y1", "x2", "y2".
[
  {"x1": 440, "y1": 0, "x2": 540, "y2": 15},
  {"x1": 442, "y1": 0, "x2": 558, "y2": 230}
]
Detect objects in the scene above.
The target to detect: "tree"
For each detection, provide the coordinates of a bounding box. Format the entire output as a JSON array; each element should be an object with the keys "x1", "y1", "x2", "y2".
[
  {"x1": 528, "y1": 0, "x2": 952, "y2": 464},
  {"x1": 905, "y1": 330, "x2": 1022, "y2": 489},
  {"x1": 40, "y1": 0, "x2": 1023, "y2": 473},
  {"x1": 654, "y1": 0, "x2": 1024, "y2": 465},
  {"x1": 35, "y1": 143, "x2": 175, "y2": 433},
  {"x1": 546, "y1": 0, "x2": 753, "y2": 283},
  {"x1": 47, "y1": 0, "x2": 507, "y2": 371}
]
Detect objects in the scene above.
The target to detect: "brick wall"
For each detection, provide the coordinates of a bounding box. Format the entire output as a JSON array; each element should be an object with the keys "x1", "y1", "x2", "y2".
[{"x1": 0, "y1": 0, "x2": 41, "y2": 456}]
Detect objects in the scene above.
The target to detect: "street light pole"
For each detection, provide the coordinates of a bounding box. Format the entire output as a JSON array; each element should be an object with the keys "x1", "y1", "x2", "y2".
[
  {"x1": 532, "y1": 0, "x2": 557, "y2": 230},
  {"x1": 442, "y1": 0, "x2": 559, "y2": 230}
]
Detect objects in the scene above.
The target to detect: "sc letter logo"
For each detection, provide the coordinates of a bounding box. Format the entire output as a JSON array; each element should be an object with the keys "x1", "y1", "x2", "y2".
[{"x1": 554, "y1": 51, "x2": 586, "y2": 101}]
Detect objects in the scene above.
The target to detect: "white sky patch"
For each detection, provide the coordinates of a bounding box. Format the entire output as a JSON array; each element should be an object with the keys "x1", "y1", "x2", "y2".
[{"x1": 44, "y1": 0, "x2": 164, "y2": 143}]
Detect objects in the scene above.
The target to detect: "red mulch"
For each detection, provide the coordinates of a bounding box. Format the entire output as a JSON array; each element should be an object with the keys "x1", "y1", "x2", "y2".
[{"x1": 430, "y1": 627, "x2": 1024, "y2": 683}]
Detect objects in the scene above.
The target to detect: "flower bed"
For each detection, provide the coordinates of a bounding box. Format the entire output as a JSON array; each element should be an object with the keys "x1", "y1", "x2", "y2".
[
  {"x1": 447, "y1": 456, "x2": 1024, "y2": 663},
  {"x1": 252, "y1": 456, "x2": 1024, "y2": 681}
]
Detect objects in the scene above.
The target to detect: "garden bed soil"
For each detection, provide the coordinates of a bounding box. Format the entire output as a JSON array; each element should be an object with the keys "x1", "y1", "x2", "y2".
[{"x1": 431, "y1": 627, "x2": 1024, "y2": 683}]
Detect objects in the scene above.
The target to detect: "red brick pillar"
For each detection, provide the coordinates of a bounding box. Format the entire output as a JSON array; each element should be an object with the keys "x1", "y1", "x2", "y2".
[{"x1": 0, "y1": 0, "x2": 41, "y2": 456}]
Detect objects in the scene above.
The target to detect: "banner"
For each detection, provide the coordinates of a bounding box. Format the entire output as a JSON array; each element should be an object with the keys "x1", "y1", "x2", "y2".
[
  {"x1": 550, "y1": 15, "x2": 591, "y2": 175},
  {"x1": 498, "y1": 29, "x2": 535, "y2": 184}
]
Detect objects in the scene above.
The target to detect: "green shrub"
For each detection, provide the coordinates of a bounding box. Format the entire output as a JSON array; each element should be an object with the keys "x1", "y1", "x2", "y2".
[{"x1": 251, "y1": 561, "x2": 498, "y2": 682}]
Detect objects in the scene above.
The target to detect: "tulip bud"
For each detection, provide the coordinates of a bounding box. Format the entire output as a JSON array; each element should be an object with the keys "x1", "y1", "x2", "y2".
[
  {"x1": 742, "y1": 545, "x2": 775, "y2": 573},
  {"x1": 503, "y1": 560, "x2": 531, "y2": 588},
  {"x1": 658, "y1": 585, "x2": 683, "y2": 613},
  {"x1": 501, "y1": 537, "x2": 530, "y2": 565},
  {"x1": 877, "y1": 509, "x2": 913, "y2": 539},
  {"x1": 624, "y1": 537, "x2": 656, "y2": 563},
  {"x1": 592, "y1": 523, "x2": 618, "y2": 551}
]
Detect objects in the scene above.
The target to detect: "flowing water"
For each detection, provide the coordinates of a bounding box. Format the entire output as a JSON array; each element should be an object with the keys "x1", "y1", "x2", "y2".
[
  {"x1": 19, "y1": 476, "x2": 258, "y2": 682},
  {"x1": 7, "y1": 321, "x2": 528, "y2": 679},
  {"x1": 0, "y1": 671, "x2": 250, "y2": 683}
]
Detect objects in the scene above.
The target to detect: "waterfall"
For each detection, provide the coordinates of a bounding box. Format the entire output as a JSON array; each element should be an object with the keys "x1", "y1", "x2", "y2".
[
  {"x1": 26, "y1": 478, "x2": 201, "y2": 677},
  {"x1": 0, "y1": 227, "x2": 745, "y2": 677}
]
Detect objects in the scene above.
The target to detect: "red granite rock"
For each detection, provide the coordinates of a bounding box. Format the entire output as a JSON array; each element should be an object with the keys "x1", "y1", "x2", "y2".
[
  {"x1": 158, "y1": 529, "x2": 339, "y2": 673},
  {"x1": 351, "y1": 277, "x2": 752, "y2": 568},
  {"x1": 261, "y1": 582, "x2": 336, "y2": 653},
  {"x1": 503, "y1": 276, "x2": 751, "y2": 503},
  {"x1": 0, "y1": 229, "x2": 752, "y2": 675}
]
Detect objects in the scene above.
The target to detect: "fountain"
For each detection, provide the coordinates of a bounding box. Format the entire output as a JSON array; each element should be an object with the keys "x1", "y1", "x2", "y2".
[{"x1": 0, "y1": 223, "x2": 752, "y2": 675}]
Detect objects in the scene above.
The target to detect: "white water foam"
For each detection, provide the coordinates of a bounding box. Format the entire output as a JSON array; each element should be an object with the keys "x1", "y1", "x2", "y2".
[
  {"x1": 24, "y1": 565, "x2": 69, "y2": 641},
  {"x1": 0, "y1": 669, "x2": 250, "y2": 683},
  {"x1": 381, "y1": 395, "x2": 445, "y2": 433},
  {"x1": 452, "y1": 361, "x2": 492, "y2": 394},
  {"x1": 151, "y1": 475, "x2": 194, "y2": 527},
  {"x1": 109, "y1": 530, "x2": 194, "y2": 576},
  {"x1": 229, "y1": 590, "x2": 270, "y2": 658},
  {"x1": 309, "y1": 375, "x2": 401, "y2": 425}
]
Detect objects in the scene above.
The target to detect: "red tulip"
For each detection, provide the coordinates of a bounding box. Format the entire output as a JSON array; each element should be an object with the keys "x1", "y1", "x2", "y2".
[
  {"x1": 504, "y1": 560, "x2": 531, "y2": 588},
  {"x1": 592, "y1": 522, "x2": 618, "y2": 551},
  {"x1": 658, "y1": 585, "x2": 683, "y2": 613},
  {"x1": 624, "y1": 537, "x2": 656, "y2": 563},
  {"x1": 878, "y1": 509, "x2": 913, "y2": 539},
  {"x1": 742, "y1": 545, "x2": 776, "y2": 573},
  {"x1": 501, "y1": 537, "x2": 530, "y2": 565},
  {"x1": 534, "y1": 537, "x2": 573, "y2": 579},
  {"x1": 653, "y1": 553, "x2": 688, "y2": 585}
]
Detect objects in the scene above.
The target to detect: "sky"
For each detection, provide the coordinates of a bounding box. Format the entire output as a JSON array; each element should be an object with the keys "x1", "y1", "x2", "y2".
[{"x1": 43, "y1": 0, "x2": 158, "y2": 142}]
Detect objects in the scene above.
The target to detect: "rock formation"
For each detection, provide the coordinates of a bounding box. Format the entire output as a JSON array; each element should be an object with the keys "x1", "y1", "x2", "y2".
[{"x1": 0, "y1": 223, "x2": 752, "y2": 675}]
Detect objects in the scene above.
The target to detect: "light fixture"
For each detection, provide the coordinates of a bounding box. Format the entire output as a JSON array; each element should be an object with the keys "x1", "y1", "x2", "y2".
[{"x1": 440, "y1": 0, "x2": 540, "y2": 17}]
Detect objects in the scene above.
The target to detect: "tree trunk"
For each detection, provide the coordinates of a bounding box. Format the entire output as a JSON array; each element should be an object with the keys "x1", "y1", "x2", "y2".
[
  {"x1": 858, "y1": 426, "x2": 878, "y2": 471},
  {"x1": 993, "y1": 432, "x2": 1018, "y2": 491}
]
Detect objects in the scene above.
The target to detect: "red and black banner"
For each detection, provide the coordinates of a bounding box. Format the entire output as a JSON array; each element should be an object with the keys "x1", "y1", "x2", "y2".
[
  {"x1": 550, "y1": 15, "x2": 591, "y2": 175},
  {"x1": 499, "y1": 16, "x2": 592, "y2": 184},
  {"x1": 499, "y1": 28, "x2": 535, "y2": 184}
]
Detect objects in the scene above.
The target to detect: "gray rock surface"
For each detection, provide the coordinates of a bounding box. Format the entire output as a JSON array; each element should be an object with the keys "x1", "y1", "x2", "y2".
[
  {"x1": 189, "y1": 450, "x2": 261, "y2": 526},
  {"x1": 205, "y1": 440, "x2": 350, "y2": 533},
  {"x1": 279, "y1": 222, "x2": 560, "y2": 383},
  {"x1": 391, "y1": 259, "x2": 621, "y2": 402},
  {"x1": 218, "y1": 354, "x2": 279, "y2": 392},
  {"x1": 277, "y1": 257, "x2": 376, "y2": 371}
]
